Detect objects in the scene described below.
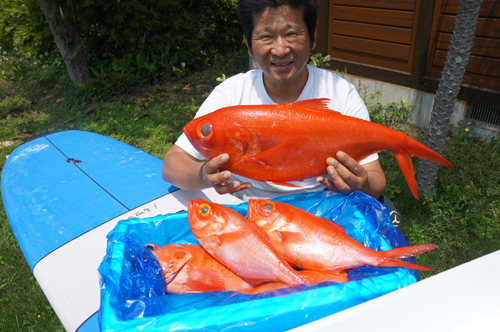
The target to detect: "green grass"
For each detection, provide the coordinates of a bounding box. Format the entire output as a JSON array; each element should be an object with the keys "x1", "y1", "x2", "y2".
[
  {"x1": 0, "y1": 50, "x2": 248, "y2": 331},
  {"x1": 1, "y1": 52, "x2": 500, "y2": 330}
]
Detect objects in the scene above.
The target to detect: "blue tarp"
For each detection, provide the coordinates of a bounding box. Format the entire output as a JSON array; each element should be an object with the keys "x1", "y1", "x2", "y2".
[{"x1": 98, "y1": 191, "x2": 418, "y2": 331}]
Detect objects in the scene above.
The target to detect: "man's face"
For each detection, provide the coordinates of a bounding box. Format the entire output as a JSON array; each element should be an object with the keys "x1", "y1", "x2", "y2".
[{"x1": 247, "y1": 6, "x2": 316, "y2": 87}]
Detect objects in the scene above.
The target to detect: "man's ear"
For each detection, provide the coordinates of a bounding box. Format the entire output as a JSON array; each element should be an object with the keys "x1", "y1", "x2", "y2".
[
  {"x1": 311, "y1": 28, "x2": 317, "y2": 51},
  {"x1": 243, "y1": 35, "x2": 253, "y2": 57}
]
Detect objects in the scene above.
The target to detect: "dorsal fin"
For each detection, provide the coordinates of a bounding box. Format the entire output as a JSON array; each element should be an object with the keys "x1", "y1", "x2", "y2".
[{"x1": 288, "y1": 98, "x2": 333, "y2": 112}]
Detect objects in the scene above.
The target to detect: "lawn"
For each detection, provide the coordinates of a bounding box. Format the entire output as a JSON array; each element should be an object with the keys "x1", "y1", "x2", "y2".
[{"x1": 1, "y1": 51, "x2": 499, "y2": 331}]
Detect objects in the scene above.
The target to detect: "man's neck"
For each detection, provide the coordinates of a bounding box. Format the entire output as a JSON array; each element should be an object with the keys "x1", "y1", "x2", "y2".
[{"x1": 263, "y1": 67, "x2": 309, "y2": 104}]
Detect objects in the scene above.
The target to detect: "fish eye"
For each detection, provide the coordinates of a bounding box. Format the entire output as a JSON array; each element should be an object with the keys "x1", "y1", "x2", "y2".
[
  {"x1": 262, "y1": 202, "x2": 275, "y2": 212},
  {"x1": 201, "y1": 124, "x2": 210, "y2": 138},
  {"x1": 196, "y1": 120, "x2": 213, "y2": 141},
  {"x1": 199, "y1": 203, "x2": 211, "y2": 217},
  {"x1": 145, "y1": 244, "x2": 156, "y2": 251}
]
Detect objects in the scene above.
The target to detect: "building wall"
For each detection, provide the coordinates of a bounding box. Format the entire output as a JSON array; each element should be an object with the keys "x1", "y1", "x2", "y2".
[{"x1": 249, "y1": 57, "x2": 498, "y2": 138}]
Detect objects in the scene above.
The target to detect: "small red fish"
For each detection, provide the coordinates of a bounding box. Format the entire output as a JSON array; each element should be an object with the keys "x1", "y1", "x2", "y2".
[
  {"x1": 147, "y1": 243, "x2": 347, "y2": 295},
  {"x1": 182, "y1": 98, "x2": 453, "y2": 199},
  {"x1": 188, "y1": 199, "x2": 306, "y2": 286},
  {"x1": 146, "y1": 243, "x2": 255, "y2": 294},
  {"x1": 247, "y1": 199, "x2": 438, "y2": 272}
]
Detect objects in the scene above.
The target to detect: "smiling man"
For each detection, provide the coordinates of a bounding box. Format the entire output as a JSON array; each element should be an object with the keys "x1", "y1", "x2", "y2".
[{"x1": 162, "y1": 0, "x2": 386, "y2": 201}]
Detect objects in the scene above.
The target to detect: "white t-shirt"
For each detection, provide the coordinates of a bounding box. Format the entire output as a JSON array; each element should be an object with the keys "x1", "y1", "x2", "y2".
[{"x1": 175, "y1": 64, "x2": 378, "y2": 200}]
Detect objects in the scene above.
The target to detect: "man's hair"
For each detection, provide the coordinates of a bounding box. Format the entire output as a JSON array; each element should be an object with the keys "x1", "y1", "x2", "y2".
[{"x1": 238, "y1": 0, "x2": 318, "y2": 52}]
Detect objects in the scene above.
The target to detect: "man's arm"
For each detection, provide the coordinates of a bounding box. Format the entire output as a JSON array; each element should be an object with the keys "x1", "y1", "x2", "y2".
[
  {"x1": 162, "y1": 145, "x2": 252, "y2": 194},
  {"x1": 316, "y1": 151, "x2": 386, "y2": 199}
]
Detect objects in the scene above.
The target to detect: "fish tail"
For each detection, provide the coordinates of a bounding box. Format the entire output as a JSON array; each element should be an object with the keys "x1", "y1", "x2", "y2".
[
  {"x1": 376, "y1": 244, "x2": 438, "y2": 271},
  {"x1": 394, "y1": 152, "x2": 418, "y2": 199},
  {"x1": 377, "y1": 260, "x2": 434, "y2": 271},
  {"x1": 382, "y1": 244, "x2": 438, "y2": 259},
  {"x1": 394, "y1": 134, "x2": 454, "y2": 199},
  {"x1": 403, "y1": 135, "x2": 454, "y2": 170}
]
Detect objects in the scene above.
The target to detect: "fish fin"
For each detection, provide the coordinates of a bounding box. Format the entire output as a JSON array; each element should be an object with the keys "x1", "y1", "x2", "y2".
[
  {"x1": 251, "y1": 282, "x2": 288, "y2": 294},
  {"x1": 395, "y1": 135, "x2": 454, "y2": 199},
  {"x1": 394, "y1": 152, "x2": 419, "y2": 199},
  {"x1": 211, "y1": 231, "x2": 252, "y2": 247},
  {"x1": 323, "y1": 271, "x2": 349, "y2": 283},
  {"x1": 252, "y1": 138, "x2": 309, "y2": 166},
  {"x1": 403, "y1": 136, "x2": 454, "y2": 170},
  {"x1": 297, "y1": 270, "x2": 348, "y2": 284},
  {"x1": 288, "y1": 98, "x2": 332, "y2": 111},
  {"x1": 275, "y1": 231, "x2": 306, "y2": 244},
  {"x1": 185, "y1": 268, "x2": 226, "y2": 291},
  {"x1": 376, "y1": 244, "x2": 438, "y2": 271},
  {"x1": 381, "y1": 244, "x2": 439, "y2": 260},
  {"x1": 377, "y1": 260, "x2": 434, "y2": 271},
  {"x1": 266, "y1": 181, "x2": 301, "y2": 188}
]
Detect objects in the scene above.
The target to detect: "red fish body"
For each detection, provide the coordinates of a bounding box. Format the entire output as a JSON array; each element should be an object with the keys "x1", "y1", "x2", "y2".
[
  {"x1": 182, "y1": 98, "x2": 453, "y2": 199},
  {"x1": 188, "y1": 199, "x2": 305, "y2": 286},
  {"x1": 247, "y1": 199, "x2": 438, "y2": 272},
  {"x1": 147, "y1": 243, "x2": 256, "y2": 294}
]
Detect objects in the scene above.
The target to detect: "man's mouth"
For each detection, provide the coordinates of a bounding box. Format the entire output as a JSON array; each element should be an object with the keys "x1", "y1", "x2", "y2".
[{"x1": 272, "y1": 61, "x2": 293, "y2": 70}]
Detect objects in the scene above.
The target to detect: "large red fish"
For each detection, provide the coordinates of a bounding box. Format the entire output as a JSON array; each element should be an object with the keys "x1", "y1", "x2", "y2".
[
  {"x1": 188, "y1": 199, "x2": 306, "y2": 286},
  {"x1": 182, "y1": 98, "x2": 453, "y2": 199},
  {"x1": 247, "y1": 199, "x2": 438, "y2": 272}
]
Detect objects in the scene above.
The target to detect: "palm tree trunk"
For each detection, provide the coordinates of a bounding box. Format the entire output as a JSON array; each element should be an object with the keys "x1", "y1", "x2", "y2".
[
  {"x1": 416, "y1": 0, "x2": 483, "y2": 197},
  {"x1": 38, "y1": 0, "x2": 90, "y2": 84}
]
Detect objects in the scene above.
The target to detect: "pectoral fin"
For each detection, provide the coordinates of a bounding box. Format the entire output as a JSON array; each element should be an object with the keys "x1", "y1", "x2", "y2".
[
  {"x1": 208, "y1": 231, "x2": 250, "y2": 247},
  {"x1": 251, "y1": 138, "x2": 309, "y2": 166},
  {"x1": 186, "y1": 268, "x2": 226, "y2": 292},
  {"x1": 270, "y1": 230, "x2": 305, "y2": 245}
]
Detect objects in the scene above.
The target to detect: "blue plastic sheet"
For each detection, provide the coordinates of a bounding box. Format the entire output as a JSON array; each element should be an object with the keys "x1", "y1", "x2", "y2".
[{"x1": 98, "y1": 191, "x2": 418, "y2": 331}]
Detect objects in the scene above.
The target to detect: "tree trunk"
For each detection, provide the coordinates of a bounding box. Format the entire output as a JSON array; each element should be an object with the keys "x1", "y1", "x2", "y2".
[
  {"x1": 38, "y1": 0, "x2": 90, "y2": 83},
  {"x1": 416, "y1": 0, "x2": 483, "y2": 197}
]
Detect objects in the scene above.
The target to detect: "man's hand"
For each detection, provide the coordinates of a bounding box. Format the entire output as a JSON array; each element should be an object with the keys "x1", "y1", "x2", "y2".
[
  {"x1": 316, "y1": 151, "x2": 368, "y2": 194},
  {"x1": 199, "y1": 154, "x2": 252, "y2": 195}
]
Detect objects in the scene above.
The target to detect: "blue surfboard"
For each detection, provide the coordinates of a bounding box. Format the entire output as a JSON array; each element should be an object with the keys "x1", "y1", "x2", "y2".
[{"x1": 1, "y1": 130, "x2": 243, "y2": 332}]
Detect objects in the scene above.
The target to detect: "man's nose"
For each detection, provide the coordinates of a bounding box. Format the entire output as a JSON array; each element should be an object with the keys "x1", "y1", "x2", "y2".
[{"x1": 271, "y1": 36, "x2": 290, "y2": 57}]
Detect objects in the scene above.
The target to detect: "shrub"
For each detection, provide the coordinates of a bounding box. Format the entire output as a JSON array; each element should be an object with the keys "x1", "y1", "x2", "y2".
[{"x1": 0, "y1": 0, "x2": 54, "y2": 55}]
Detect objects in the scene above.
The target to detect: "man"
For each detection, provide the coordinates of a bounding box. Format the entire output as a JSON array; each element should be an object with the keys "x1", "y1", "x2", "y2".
[{"x1": 162, "y1": 0, "x2": 386, "y2": 201}]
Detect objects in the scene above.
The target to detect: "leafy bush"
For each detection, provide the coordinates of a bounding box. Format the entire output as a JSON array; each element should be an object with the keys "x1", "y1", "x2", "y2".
[
  {"x1": 0, "y1": 0, "x2": 53, "y2": 55},
  {"x1": 1, "y1": 0, "x2": 244, "y2": 97},
  {"x1": 77, "y1": 0, "x2": 241, "y2": 67},
  {"x1": 309, "y1": 53, "x2": 331, "y2": 69}
]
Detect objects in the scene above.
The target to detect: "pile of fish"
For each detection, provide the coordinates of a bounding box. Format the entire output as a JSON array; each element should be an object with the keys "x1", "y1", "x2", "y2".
[
  {"x1": 182, "y1": 98, "x2": 454, "y2": 199},
  {"x1": 146, "y1": 199, "x2": 438, "y2": 295}
]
